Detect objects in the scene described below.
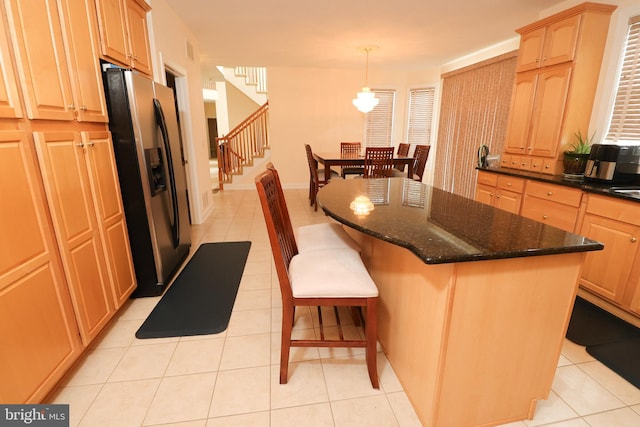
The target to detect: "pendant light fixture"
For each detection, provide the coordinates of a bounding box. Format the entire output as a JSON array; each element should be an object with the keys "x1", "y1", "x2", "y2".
[{"x1": 353, "y1": 46, "x2": 379, "y2": 113}]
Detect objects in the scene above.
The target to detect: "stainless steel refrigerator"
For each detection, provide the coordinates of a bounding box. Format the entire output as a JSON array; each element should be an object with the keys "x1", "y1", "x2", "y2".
[{"x1": 103, "y1": 67, "x2": 191, "y2": 297}]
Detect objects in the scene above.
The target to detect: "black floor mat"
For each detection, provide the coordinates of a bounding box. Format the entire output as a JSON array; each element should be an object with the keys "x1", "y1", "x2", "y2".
[
  {"x1": 587, "y1": 337, "x2": 640, "y2": 389},
  {"x1": 566, "y1": 296, "x2": 640, "y2": 389},
  {"x1": 136, "y1": 241, "x2": 251, "y2": 339},
  {"x1": 566, "y1": 296, "x2": 640, "y2": 346}
]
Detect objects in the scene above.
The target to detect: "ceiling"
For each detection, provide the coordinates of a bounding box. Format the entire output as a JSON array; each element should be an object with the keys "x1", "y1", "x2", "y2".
[{"x1": 164, "y1": 0, "x2": 566, "y2": 77}]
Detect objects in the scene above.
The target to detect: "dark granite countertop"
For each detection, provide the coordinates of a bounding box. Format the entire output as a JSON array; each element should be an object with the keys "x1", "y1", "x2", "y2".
[
  {"x1": 477, "y1": 167, "x2": 640, "y2": 202},
  {"x1": 317, "y1": 178, "x2": 603, "y2": 265}
]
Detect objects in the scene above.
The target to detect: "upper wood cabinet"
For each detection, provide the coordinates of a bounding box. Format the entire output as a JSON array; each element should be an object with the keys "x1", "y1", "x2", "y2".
[
  {"x1": 0, "y1": 13, "x2": 22, "y2": 118},
  {"x1": 3, "y1": 0, "x2": 107, "y2": 122},
  {"x1": 0, "y1": 131, "x2": 82, "y2": 403},
  {"x1": 516, "y1": 15, "x2": 580, "y2": 72},
  {"x1": 95, "y1": 0, "x2": 152, "y2": 75},
  {"x1": 503, "y1": 2, "x2": 616, "y2": 175}
]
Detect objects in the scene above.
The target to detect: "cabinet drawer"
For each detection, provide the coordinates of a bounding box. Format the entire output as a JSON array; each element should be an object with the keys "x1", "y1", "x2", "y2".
[
  {"x1": 500, "y1": 155, "x2": 511, "y2": 168},
  {"x1": 525, "y1": 180, "x2": 582, "y2": 207},
  {"x1": 477, "y1": 170, "x2": 497, "y2": 186},
  {"x1": 509, "y1": 156, "x2": 522, "y2": 169},
  {"x1": 521, "y1": 196, "x2": 579, "y2": 232},
  {"x1": 586, "y1": 194, "x2": 640, "y2": 227},
  {"x1": 497, "y1": 175, "x2": 525, "y2": 193}
]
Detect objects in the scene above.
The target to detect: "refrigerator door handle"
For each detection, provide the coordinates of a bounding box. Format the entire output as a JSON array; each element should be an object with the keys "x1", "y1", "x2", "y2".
[{"x1": 153, "y1": 98, "x2": 180, "y2": 248}]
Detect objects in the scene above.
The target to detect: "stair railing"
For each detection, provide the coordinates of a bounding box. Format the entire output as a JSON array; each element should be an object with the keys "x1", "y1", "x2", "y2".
[{"x1": 216, "y1": 101, "x2": 270, "y2": 189}]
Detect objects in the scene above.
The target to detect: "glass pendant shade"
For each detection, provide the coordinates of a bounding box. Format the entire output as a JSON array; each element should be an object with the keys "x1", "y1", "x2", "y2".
[{"x1": 353, "y1": 87, "x2": 379, "y2": 113}]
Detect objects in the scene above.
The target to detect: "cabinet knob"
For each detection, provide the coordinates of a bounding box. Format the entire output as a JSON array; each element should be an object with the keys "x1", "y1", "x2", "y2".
[
  {"x1": 80, "y1": 105, "x2": 88, "y2": 111},
  {"x1": 542, "y1": 215, "x2": 548, "y2": 220},
  {"x1": 547, "y1": 191, "x2": 553, "y2": 196},
  {"x1": 75, "y1": 142, "x2": 84, "y2": 148},
  {"x1": 507, "y1": 183, "x2": 512, "y2": 186},
  {"x1": 631, "y1": 237, "x2": 637, "y2": 243},
  {"x1": 86, "y1": 141, "x2": 95, "y2": 147},
  {"x1": 68, "y1": 104, "x2": 75, "y2": 110}
]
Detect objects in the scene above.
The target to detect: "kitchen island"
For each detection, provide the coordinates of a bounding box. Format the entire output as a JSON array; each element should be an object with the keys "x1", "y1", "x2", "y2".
[{"x1": 317, "y1": 178, "x2": 603, "y2": 427}]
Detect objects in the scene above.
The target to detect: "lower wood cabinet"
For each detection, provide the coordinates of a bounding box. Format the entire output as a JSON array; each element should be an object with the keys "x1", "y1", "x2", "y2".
[
  {"x1": 0, "y1": 131, "x2": 82, "y2": 403},
  {"x1": 34, "y1": 130, "x2": 136, "y2": 344},
  {"x1": 579, "y1": 194, "x2": 640, "y2": 315},
  {"x1": 521, "y1": 180, "x2": 582, "y2": 232},
  {"x1": 475, "y1": 171, "x2": 524, "y2": 214}
]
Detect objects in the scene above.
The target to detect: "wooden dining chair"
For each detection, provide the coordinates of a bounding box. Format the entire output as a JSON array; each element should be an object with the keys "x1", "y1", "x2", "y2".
[
  {"x1": 412, "y1": 145, "x2": 431, "y2": 182},
  {"x1": 363, "y1": 146, "x2": 395, "y2": 178},
  {"x1": 395, "y1": 143, "x2": 410, "y2": 172},
  {"x1": 265, "y1": 163, "x2": 360, "y2": 253},
  {"x1": 255, "y1": 168, "x2": 379, "y2": 388},
  {"x1": 340, "y1": 142, "x2": 364, "y2": 178},
  {"x1": 305, "y1": 144, "x2": 340, "y2": 211}
]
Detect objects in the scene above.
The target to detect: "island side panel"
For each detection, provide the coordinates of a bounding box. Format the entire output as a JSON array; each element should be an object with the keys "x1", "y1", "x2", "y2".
[
  {"x1": 349, "y1": 229, "x2": 455, "y2": 425},
  {"x1": 348, "y1": 228, "x2": 585, "y2": 427},
  {"x1": 436, "y1": 253, "x2": 584, "y2": 426}
]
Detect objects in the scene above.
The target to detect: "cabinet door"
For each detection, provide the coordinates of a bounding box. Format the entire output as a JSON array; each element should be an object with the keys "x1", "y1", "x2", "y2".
[
  {"x1": 94, "y1": 0, "x2": 130, "y2": 65},
  {"x1": 504, "y1": 71, "x2": 537, "y2": 155},
  {"x1": 580, "y1": 214, "x2": 639, "y2": 304},
  {"x1": 83, "y1": 131, "x2": 136, "y2": 307},
  {"x1": 126, "y1": 0, "x2": 152, "y2": 75},
  {"x1": 0, "y1": 13, "x2": 22, "y2": 118},
  {"x1": 58, "y1": 0, "x2": 108, "y2": 122},
  {"x1": 541, "y1": 15, "x2": 580, "y2": 68},
  {"x1": 495, "y1": 189, "x2": 522, "y2": 214},
  {"x1": 475, "y1": 184, "x2": 494, "y2": 206},
  {"x1": 516, "y1": 27, "x2": 546, "y2": 72},
  {"x1": 4, "y1": 0, "x2": 75, "y2": 120},
  {"x1": 528, "y1": 64, "x2": 572, "y2": 157},
  {"x1": 0, "y1": 131, "x2": 81, "y2": 404},
  {"x1": 33, "y1": 131, "x2": 114, "y2": 344}
]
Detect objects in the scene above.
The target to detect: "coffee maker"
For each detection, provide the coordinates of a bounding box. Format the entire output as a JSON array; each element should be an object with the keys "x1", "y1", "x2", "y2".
[{"x1": 585, "y1": 144, "x2": 640, "y2": 184}]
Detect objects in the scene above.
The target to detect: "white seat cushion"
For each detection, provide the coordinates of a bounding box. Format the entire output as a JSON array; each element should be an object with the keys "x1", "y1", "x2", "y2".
[
  {"x1": 296, "y1": 223, "x2": 361, "y2": 253},
  {"x1": 289, "y1": 248, "x2": 378, "y2": 298}
]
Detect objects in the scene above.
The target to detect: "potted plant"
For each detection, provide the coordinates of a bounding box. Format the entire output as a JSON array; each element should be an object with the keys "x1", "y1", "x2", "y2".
[{"x1": 563, "y1": 130, "x2": 594, "y2": 177}]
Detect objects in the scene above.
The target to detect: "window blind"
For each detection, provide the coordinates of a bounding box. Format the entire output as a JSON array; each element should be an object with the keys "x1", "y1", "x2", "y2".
[
  {"x1": 365, "y1": 89, "x2": 396, "y2": 147},
  {"x1": 407, "y1": 88, "x2": 435, "y2": 147},
  {"x1": 606, "y1": 16, "x2": 640, "y2": 143}
]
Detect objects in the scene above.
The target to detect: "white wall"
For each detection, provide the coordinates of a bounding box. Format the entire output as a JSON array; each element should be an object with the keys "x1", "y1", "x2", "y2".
[{"x1": 147, "y1": 0, "x2": 213, "y2": 224}]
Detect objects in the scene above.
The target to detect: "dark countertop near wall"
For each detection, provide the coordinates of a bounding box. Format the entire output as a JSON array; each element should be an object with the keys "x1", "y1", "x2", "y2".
[
  {"x1": 477, "y1": 166, "x2": 640, "y2": 203},
  {"x1": 317, "y1": 177, "x2": 602, "y2": 265}
]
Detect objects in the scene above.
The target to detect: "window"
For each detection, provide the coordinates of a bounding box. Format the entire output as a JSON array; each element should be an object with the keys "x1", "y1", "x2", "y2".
[
  {"x1": 365, "y1": 89, "x2": 395, "y2": 147},
  {"x1": 606, "y1": 16, "x2": 640, "y2": 143},
  {"x1": 407, "y1": 88, "x2": 436, "y2": 147}
]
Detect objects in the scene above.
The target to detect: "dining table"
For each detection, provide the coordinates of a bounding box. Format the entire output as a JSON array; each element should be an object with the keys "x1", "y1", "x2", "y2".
[{"x1": 312, "y1": 151, "x2": 415, "y2": 181}]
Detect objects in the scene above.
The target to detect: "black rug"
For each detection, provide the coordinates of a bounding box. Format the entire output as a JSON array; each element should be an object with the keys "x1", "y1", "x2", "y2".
[
  {"x1": 566, "y1": 296, "x2": 640, "y2": 346},
  {"x1": 136, "y1": 241, "x2": 251, "y2": 339},
  {"x1": 566, "y1": 296, "x2": 640, "y2": 389}
]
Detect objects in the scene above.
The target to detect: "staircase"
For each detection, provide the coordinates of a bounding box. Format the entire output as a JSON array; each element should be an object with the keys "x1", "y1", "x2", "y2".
[
  {"x1": 216, "y1": 101, "x2": 270, "y2": 190},
  {"x1": 218, "y1": 66, "x2": 268, "y2": 105}
]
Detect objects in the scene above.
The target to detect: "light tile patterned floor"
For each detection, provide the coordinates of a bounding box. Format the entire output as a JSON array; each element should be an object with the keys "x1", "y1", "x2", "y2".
[{"x1": 48, "y1": 188, "x2": 640, "y2": 426}]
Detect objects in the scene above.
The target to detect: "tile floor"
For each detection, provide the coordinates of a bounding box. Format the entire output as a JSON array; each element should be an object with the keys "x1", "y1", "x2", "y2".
[{"x1": 48, "y1": 188, "x2": 640, "y2": 426}]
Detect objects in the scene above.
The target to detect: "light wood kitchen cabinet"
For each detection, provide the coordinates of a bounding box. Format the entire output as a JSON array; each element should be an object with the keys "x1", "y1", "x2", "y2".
[
  {"x1": 503, "y1": 3, "x2": 616, "y2": 175},
  {"x1": 579, "y1": 194, "x2": 640, "y2": 315},
  {"x1": 516, "y1": 14, "x2": 580, "y2": 72},
  {"x1": 521, "y1": 180, "x2": 582, "y2": 232},
  {"x1": 0, "y1": 13, "x2": 22, "y2": 118},
  {"x1": 3, "y1": 0, "x2": 107, "y2": 122},
  {"x1": 83, "y1": 130, "x2": 136, "y2": 307},
  {"x1": 94, "y1": 0, "x2": 152, "y2": 75},
  {"x1": 33, "y1": 131, "x2": 115, "y2": 344},
  {"x1": 0, "y1": 131, "x2": 82, "y2": 404},
  {"x1": 475, "y1": 171, "x2": 524, "y2": 214}
]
